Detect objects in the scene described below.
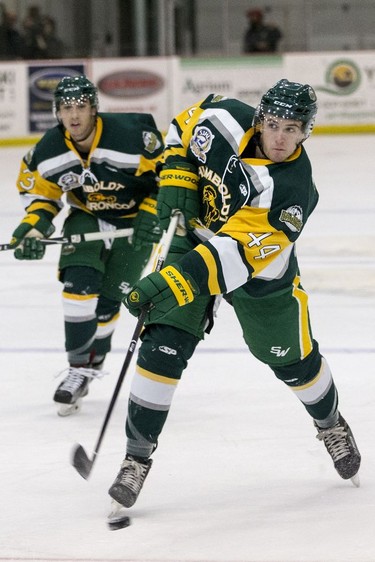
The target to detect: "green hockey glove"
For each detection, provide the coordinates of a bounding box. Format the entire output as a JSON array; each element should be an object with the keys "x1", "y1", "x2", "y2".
[
  {"x1": 158, "y1": 164, "x2": 200, "y2": 232},
  {"x1": 124, "y1": 264, "x2": 198, "y2": 317},
  {"x1": 132, "y1": 197, "x2": 162, "y2": 251},
  {"x1": 10, "y1": 212, "x2": 55, "y2": 260}
]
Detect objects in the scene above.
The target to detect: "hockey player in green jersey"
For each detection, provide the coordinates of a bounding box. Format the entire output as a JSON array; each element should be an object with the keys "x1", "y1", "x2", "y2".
[
  {"x1": 108, "y1": 80, "x2": 361, "y2": 509},
  {"x1": 9, "y1": 75, "x2": 164, "y2": 416}
]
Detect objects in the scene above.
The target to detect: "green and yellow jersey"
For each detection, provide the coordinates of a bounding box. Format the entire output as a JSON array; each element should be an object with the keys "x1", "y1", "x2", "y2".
[
  {"x1": 16, "y1": 112, "x2": 164, "y2": 229},
  {"x1": 162, "y1": 94, "x2": 319, "y2": 298}
]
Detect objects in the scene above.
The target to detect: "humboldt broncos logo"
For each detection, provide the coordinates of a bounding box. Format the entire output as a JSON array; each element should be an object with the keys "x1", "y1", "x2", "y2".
[
  {"x1": 190, "y1": 126, "x2": 214, "y2": 163},
  {"x1": 202, "y1": 185, "x2": 220, "y2": 227},
  {"x1": 279, "y1": 205, "x2": 303, "y2": 232}
]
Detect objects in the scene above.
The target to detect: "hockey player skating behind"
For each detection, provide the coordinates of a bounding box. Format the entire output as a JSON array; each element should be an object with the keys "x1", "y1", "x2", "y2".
[
  {"x1": 9, "y1": 76, "x2": 164, "y2": 415},
  {"x1": 108, "y1": 80, "x2": 361, "y2": 511}
]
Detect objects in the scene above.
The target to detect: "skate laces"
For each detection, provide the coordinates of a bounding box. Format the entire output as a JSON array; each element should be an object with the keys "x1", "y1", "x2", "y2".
[
  {"x1": 56, "y1": 366, "x2": 108, "y2": 391},
  {"x1": 118, "y1": 458, "x2": 147, "y2": 493},
  {"x1": 316, "y1": 422, "x2": 350, "y2": 462},
  {"x1": 56, "y1": 367, "x2": 91, "y2": 393},
  {"x1": 56, "y1": 365, "x2": 108, "y2": 381}
]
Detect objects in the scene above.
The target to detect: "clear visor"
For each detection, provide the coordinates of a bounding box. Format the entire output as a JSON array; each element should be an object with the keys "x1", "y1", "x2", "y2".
[
  {"x1": 57, "y1": 94, "x2": 94, "y2": 107},
  {"x1": 53, "y1": 94, "x2": 98, "y2": 118},
  {"x1": 253, "y1": 106, "x2": 314, "y2": 140}
]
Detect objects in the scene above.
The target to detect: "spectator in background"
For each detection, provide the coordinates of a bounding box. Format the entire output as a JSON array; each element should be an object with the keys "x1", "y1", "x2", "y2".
[
  {"x1": 40, "y1": 15, "x2": 65, "y2": 58},
  {"x1": 22, "y1": 6, "x2": 66, "y2": 60},
  {"x1": 0, "y1": 5, "x2": 25, "y2": 59},
  {"x1": 22, "y1": 4, "x2": 45, "y2": 58},
  {"x1": 243, "y1": 8, "x2": 282, "y2": 53},
  {"x1": 0, "y1": 2, "x2": 7, "y2": 57}
]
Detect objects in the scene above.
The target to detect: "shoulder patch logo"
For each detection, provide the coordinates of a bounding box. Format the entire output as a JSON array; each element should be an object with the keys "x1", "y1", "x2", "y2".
[
  {"x1": 212, "y1": 94, "x2": 226, "y2": 103},
  {"x1": 279, "y1": 205, "x2": 303, "y2": 232},
  {"x1": 190, "y1": 126, "x2": 214, "y2": 163},
  {"x1": 143, "y1": 131, "x2": 161, "y2": 153},
  {"x1": 25, "y1": 147, "x2": 35, "y2": 165}
]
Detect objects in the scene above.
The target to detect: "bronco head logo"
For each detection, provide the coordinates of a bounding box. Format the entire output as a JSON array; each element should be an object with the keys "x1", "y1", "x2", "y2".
[{"x1": 202, "y1": 184, "x2": 220, "y2": 228}]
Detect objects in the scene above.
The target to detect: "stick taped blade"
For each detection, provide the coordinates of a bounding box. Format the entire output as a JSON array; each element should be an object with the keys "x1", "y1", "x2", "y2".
[{"x1": 71, "y1": 443, "x2": 93, "y2": 479}]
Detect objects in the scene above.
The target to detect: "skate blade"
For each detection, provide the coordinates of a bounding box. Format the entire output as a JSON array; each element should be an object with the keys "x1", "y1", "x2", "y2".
[
  {"x1": 351, "y1": 473, "x2": 360, "y2": 488},
  {"x1": 57, "y1": 399, "x2": 82, "y2": 417},
  {"x1": 107, "y1": 500, "x2": 131, "y2": 531}
]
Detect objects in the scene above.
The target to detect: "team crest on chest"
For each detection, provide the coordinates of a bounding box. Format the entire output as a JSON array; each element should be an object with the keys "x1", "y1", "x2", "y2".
[
  {"x1": 58, "y1": 172, "x2": 81, "y2": 192},
  {"x1": 190, "y1": 126, "x2": 214, "y2": 163},
  {"x1": 279, "y1": 205, "x2": 303, "y2": 232}
]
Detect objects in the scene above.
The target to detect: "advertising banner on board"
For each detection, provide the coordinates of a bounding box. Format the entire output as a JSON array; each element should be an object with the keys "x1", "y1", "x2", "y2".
[
  {"x1": 91, "y1": 57, "x2": 180, "y2": 131},
  {"x1": 179, "y1": 56, "x2": 283, "y2": 113},
  {"x1": 28, "y1": 63, "x2": 85, "y2": 133},
  {"x1": 284, "y1": 52, "x2": 375, "y2": 128},
  {"x1": 0, "y1": 64, "x2": 28, "y2": 139}
]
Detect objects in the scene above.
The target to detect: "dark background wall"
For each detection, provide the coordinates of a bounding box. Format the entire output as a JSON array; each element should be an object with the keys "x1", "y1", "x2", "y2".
[{"x1": 1, "y1": 0, "x2": 374, "y2": 60}]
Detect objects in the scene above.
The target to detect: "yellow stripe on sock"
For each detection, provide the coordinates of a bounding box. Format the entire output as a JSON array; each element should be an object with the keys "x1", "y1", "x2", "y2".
[
  {"x1": 62, "y1": 292, "x2": 99, "y2": 301},
  {"x1": 136, "y1": 365, "x2": 179, "y2": 385},
  {"x1": 292, "y1": 275, "x2": 313, "y2": 358}
]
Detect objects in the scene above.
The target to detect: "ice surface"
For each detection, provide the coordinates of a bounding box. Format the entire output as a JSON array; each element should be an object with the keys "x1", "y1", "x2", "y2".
[{"x1": 0, "y1": 137, "x2": 374, "y2": 562}]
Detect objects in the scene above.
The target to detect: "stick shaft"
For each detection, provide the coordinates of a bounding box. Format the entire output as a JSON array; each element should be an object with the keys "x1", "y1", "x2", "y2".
[
  {"x1": 73, "y1": 212, "x2": 181, "y2": 477},
  {"x1": 0, "y1": 228, "x2": 134, "y2": 252}
]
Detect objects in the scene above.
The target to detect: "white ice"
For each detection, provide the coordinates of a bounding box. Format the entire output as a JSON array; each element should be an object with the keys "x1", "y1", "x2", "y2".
[{"x1": 0, "y1": 137, "x2": 374, "y2": 562}]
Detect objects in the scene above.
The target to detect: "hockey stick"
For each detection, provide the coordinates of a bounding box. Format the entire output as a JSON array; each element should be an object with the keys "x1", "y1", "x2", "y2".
[
  {"x1": 71, "y1": 211, "x2": 181, "y2": 480},
  {"x1": 0, "y1": 228, "x2": 134, "y2": 252}
]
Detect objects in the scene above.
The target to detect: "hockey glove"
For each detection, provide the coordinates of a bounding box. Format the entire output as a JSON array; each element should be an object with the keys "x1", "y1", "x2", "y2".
[
  {"x1": 10, "y1": 211, "x2": 55, "y2": 260},
  {"x1": 132, "y1": 197, "x2": 162, "y2": 251},
  {"x1": 124, "y1": 264, "x2": 198, "y2": 317},
  {"x1": 158, "y1": 164, "x2": 200, "y2": 232}
]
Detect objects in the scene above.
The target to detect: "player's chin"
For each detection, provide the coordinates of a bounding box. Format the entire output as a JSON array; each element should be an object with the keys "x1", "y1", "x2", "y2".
[
  {"x1": 269, "y1": 149, "x2": 290, "y2": 162},
  {"x1": 69, "y1": 127, "x2": 83, "y2": 139}
]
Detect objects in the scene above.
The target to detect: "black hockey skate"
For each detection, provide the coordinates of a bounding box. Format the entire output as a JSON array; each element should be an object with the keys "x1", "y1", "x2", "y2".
[
  {"x1": 315, "y1": 413, "x2": 361, "y2": 485},
  {"x1": 109, "y1": 455, "x2": 153, "y2": 508},
  {"x1": 53, "y1": 366, "x2": 93, "y2": 416}
]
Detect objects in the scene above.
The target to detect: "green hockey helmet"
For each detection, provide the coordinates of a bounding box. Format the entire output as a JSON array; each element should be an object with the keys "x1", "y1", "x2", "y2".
[
  {"x1": 53, "y1": 75, "x2": 99, "y2": 114},
  {"x1": 253, "y1": 79, "x2": 318, "y2": 139}
]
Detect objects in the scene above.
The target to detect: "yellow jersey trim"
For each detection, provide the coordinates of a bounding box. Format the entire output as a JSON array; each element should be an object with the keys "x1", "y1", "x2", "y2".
[{"x1": 193, "y1": 245, "x2": 221, "y2": 294}]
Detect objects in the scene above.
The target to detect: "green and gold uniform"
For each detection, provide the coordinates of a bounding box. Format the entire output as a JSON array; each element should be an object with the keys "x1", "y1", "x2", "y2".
[
  {"x1": 125, "y1": 95, "x2": 338, "y2": 459},
  {"x1": 16, "y1": 112, "x2": 163, "y2": 367}
]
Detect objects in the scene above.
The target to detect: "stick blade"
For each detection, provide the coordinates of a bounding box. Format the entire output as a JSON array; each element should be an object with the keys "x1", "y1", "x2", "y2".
[{"x1": 71, "y1": 443, "x2": 93, "y2": 479}]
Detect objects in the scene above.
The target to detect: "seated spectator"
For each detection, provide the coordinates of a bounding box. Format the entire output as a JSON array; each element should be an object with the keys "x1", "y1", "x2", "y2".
[
  {"x1": 22, "y1": 7, "x2": 65, "y2": 60},
  {"x1": 243, "y1": 8, "x2": 282, "y2": 53},
  {"x1": 40, "y1": 15, "x2": 65, "y2": 59},
  {"x1": 22, "y1": 4, "x2": 43, "y2": 58},
  {"x1": 0, "y1": 6, "x2": 25, "y2": 59}
]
